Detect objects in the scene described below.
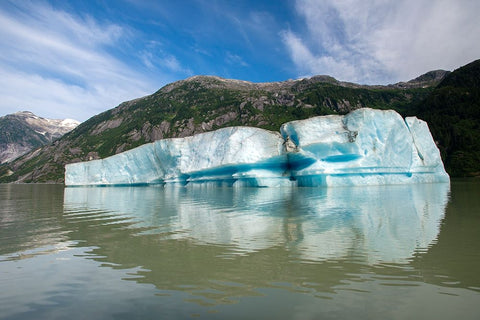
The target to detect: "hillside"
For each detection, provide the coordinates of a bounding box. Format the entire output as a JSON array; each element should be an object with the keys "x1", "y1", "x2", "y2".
[
  {"x1": 0, "y1": 71, "x2": 448, "y2": 183},
  {"x1": 408, "y1": 59, "x2": 480, "y2": 177},
  {"x1": 0, "y1": 111, "x2": 79, "y2": 164}
]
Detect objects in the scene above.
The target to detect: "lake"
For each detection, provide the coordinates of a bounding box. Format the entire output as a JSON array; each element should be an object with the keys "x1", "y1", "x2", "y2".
[{"x1": 1, "y1": 180, "x2": 479, "y2": 319}]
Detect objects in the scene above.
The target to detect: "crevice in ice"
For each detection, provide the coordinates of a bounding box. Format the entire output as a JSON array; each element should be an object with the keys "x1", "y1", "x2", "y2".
[
  {"x1": 404, "y1": 118, "x2": 425, "y2": 162},
  {"x1": 341, "y1": 118, "x2": 358, "y2": 143},
  {"x1": 284, "y1": 137, "x2": 297, "y2": 152},
  {"x1": 347, "y1": 131, "x2": 358, "y2": 143}
]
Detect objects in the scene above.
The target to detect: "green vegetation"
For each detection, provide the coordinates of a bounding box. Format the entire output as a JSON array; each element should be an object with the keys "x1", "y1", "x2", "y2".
[
  {"x1": 407, "y1": 59, "x2": 480, "y2": 177},
  {"x1": 295, "y1": 82, "x2": 434, "y2": 114}
]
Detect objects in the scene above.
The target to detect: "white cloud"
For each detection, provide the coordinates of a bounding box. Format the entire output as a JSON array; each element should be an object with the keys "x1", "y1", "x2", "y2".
[
  {"x1": 225, "y1": 52, "x2": 249, "y2": 67},
  {"x1": 0, "y1": 2, "x2": 164, "y2": 121},
  {"x1": 281, "y1": 31, "x2": 358, "y2": 80},
  {"x1": 0, "y1": 68, "x2": 99, "y2": 121},
  {"x1": 139, "y1": 41, "x2": 192, "y2": 76},
  {"x1": 161, "y1": 54, "x2": 191, "y2": 74},
  {"x1": 283, "y1": 0, "x2": 480, "y2": 84}
]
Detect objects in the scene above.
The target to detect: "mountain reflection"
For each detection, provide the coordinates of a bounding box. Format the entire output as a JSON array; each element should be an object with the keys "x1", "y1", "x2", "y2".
[{"x1": 64, "y1": 183, "x2": 450, "y2": 264}]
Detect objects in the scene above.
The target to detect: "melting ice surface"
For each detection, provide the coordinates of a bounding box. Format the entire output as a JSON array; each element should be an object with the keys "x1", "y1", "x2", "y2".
[
  {"x1": 65, "y1": 108, "x2": 449, "y2": 186},
  {"x1": 63, "y1": 183, "x2": 450, "y2": 264}
]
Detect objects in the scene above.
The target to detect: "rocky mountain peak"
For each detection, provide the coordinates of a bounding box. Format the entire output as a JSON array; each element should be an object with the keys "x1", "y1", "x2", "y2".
[{"x1": 0, "y1": 111, "x2": 80, "y2": 164}]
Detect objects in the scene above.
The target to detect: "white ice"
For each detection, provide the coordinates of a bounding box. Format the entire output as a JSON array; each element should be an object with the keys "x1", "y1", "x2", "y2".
[
  {"x1": 66, "y1": 126, "x2": 289, "y2": 187},
  {"x1": 65, "y1": 108, "x2": 449, "y2": 187}
]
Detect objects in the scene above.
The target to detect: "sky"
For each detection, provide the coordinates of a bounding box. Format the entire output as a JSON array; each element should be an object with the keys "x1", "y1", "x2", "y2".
[{"x1": 0, "y1": 0, "x2": 479, "y2": 122}]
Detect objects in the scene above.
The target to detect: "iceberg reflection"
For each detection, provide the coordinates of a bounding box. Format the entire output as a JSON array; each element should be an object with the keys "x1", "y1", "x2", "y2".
[{"x1": 64, "y1": 183, "x2": 450, "y2": 264}]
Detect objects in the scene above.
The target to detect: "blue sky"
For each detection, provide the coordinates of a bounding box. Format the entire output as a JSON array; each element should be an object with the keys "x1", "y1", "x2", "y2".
[{"x1": 1, "y1": 0, "x2": 479, "y2": 121}]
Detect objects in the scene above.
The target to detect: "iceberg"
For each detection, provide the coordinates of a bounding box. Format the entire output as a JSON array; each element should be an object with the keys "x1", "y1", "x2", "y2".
[{"x1": 65, "y1": 108, "x2": 449, "y2": 187}]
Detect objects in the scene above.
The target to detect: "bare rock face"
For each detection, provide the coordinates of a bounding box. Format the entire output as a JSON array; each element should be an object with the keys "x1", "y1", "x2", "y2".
[
  {"x1": 91, "y1": 118, "x2": 123, "y2": 135},
  {"x1": 150, "y1": 121, "x2": 171, "y2": 141},
  {"x1": 0, "y1": 111, "x2": 80, "y2": 164}
]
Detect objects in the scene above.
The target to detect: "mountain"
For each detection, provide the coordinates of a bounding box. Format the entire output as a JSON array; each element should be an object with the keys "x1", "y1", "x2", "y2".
[
  {"x1": 0, "y1": 111, "x2": 79, "y2": 164},
  {"x1": 0, "y1": 69, "x2": 451, "y2": 183},
  {"x1": 407, "y1": 59, "x2": 480, "y2": 177}
]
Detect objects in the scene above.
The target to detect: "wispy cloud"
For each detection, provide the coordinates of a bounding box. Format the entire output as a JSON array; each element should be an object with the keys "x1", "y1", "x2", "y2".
[
  {"x1": 282, "y1": 0, "x2": 480, "y2": 84},
  {"x1": 139, "y1": 41, "x2": 193, "y2": 75},
  {"x1": 225, "y1": 52, "x2": 249, "y2": 67},
  {"x1": 0, "y1": 2, "x2": 167, "y2": 121}
]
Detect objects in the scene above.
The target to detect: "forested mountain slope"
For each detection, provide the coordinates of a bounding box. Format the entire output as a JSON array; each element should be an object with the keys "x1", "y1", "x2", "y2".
[{"x1": 408, "y1": 59, "x2": 480, "y2": 177}]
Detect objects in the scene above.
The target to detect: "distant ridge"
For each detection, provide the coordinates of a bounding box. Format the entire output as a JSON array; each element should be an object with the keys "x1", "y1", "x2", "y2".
[{"x1": 0, "y1": 111, "x2": 79, "y2": 164}]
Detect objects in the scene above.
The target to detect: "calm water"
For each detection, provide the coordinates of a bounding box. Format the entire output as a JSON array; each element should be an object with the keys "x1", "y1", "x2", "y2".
[{"x1": 0, "y1": 181, "x2": 479, "y2": 319}]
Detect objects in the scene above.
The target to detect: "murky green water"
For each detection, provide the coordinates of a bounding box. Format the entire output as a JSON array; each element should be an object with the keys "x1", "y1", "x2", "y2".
[{"x1": 0, "y1": 181, "x2": 479, "y2": 319}]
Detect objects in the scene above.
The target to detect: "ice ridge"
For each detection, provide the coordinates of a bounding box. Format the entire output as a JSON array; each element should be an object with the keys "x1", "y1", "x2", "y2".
[{"x1": 65, "y1": 108, "x2": 449, "y2": 187}]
